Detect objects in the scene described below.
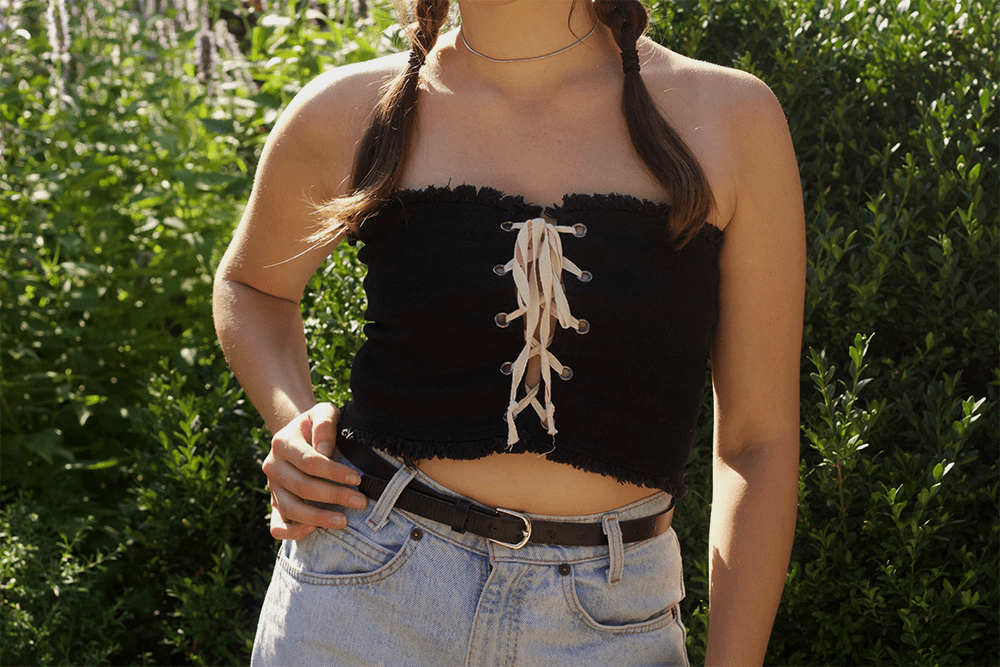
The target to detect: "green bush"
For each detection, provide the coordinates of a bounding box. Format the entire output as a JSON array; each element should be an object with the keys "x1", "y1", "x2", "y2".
[
  {"x1": 777, "y1": 335, "x2": 995, "y2": 665},
  {"x1": 2, "y1": 1, "x2": 996, "y2": 665},
  {"x1": 113, "y1": 363, "x2": 276, "y2": 666},
  {"x1": 2, "y1": 1, "x2": 393, "y2": 664},
  {"x1": 1, "y1": 495, "x2": 127, "y2": 665},
  {"x1": 1, "y1": 0, "x2": 255, "y2": 490}
]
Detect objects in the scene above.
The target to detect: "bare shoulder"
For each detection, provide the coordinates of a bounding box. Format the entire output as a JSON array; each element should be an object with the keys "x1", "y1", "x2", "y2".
[
  {"x1": 262, "y1": 51, "x2": 411, "y2": 193},
  {"x1": 217, "y1": 52, "x2": 409, "y2": 298},
  {"x1": 639, "y1": 40, "x2": 796, "y2": 228},
  {"x1": 640, "y1": 40, "x2": 786, "y2": 132}
]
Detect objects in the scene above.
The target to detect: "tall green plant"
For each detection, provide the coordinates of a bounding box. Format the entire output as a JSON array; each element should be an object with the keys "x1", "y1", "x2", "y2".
[
  {"x1": 115, "y1": 363, "x2": 275, "y2": 666},
  {"x1": 771, "y1": 335, "x2": 995, "y2": 665},
  {"x1": 0, "y1": 497, "x2": 127, "y2": 665},
  {"x1": 1, "y1": 0, "x2": 255, "y2": 491}
]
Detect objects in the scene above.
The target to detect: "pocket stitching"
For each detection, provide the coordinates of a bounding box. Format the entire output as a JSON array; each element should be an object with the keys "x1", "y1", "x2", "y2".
[
  {"x1": 278, "y1": 530, "x2": 418, "y2": 586},
  {"x1": 318, "y1": 524, "x2": 394, "y2": 565},
  {"x1": 560, "y1": 568, "x2": 678, "y2": 635}
]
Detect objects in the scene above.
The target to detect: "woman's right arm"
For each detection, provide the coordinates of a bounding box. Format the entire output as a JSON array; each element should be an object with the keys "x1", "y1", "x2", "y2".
[{"x1": 213, "y1": 64, "x2": 394, "y2": 539}]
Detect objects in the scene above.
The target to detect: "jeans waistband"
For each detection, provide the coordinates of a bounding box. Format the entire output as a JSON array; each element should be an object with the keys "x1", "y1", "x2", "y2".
[{"x1": 332, "y1": 438, "x2": 675, "y2": 563}]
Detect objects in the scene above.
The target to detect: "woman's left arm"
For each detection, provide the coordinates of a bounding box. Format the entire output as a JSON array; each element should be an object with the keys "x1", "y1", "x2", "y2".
[{"x1": 703, "y1": 77, "x2": 805, "y2": 666}]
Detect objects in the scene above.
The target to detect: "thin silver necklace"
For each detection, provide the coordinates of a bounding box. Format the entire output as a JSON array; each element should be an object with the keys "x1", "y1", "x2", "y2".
[{"x1": 460, "y1": 22, "x2": 599, "y2": 63}]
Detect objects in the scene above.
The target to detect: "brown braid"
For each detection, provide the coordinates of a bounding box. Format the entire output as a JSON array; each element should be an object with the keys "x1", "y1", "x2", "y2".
[
  {"x1": 592, "y1": 0, "x2": 715, "y2": 245},
  {"x1": 310, "y1": 0, "x2": 449, "y2": 244}
]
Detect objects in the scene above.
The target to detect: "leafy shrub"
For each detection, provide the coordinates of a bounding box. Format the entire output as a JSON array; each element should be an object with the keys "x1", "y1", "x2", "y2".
[
  {"x1": 113, "y1": 362, "x2": 276, "y2": 666},
  {"x1": 0, "y1": 495, "x2": 127, "y2": 665},
  {"x1": 1, "y1": 0, "x2": 256, "y2": 490},
  {"x1": 304, "y1": 244, "x2": 369, "y2": 407},
  {"x1": 775, "y1": 335, "x2": 996, "y2": 665}
]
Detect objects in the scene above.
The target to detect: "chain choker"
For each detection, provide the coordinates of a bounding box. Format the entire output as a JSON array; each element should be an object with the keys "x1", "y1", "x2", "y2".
[{"x1": 459, "y1": 22, "x2": 599, "y2": 64}]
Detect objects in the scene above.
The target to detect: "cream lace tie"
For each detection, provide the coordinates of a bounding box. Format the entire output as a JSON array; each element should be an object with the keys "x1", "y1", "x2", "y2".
[{"x1": 495, "y1": 217, "x2": 591, "y2": 447}]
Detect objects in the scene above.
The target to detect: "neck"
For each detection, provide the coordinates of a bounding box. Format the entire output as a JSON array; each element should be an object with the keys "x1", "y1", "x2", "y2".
[{"x1": 452, "y1": 0, "x2": 617, "y2": 89}]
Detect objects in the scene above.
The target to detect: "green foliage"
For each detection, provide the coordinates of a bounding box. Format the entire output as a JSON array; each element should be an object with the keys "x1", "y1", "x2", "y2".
[
  {"x1": 2, "y1": 0, "x2": 253, "y2": 488},
  {"x1": 2, "y1": 0, "x2": 997, "y2": 665},
  {"x1": 2, "y1": 1, "x2": 394, "y2": 664},
  {"x1": 1, "y1": 496, "x2": 127, "y2": 665},
  {"x1": 776, "y1": 335, "x2": 995, "y2": 664},
  {"x1": 304, "y1": 244, "x2": 369, "y2": 406},
  {"x1": 113, "y1": 364, "x2": 276, "y2": 665}
]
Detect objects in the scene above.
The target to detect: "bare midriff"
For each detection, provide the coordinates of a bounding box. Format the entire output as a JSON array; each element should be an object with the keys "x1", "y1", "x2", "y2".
[{"x1": 416, "y1": 452, "x2": 660, "y2": 516}]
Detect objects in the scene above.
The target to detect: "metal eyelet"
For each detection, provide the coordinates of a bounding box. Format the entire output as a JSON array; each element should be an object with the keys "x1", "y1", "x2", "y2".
[
  {"x1": 573, "y1": 223, "x2": 587, "y2": 238},
  {"x1": 559, "y1": 366, "x2": 573, "y2": 381},
  {"x1": 495, "y1": 312, "x2": 510, "y2": 328},
  {"x1": 578, "y1": 270, "x2": 592, "y2": 283},
  {"x1": 493, "y1": 264, "x2": 508, "y2": 276},
  {"x1": 500, "y1": 361, "x2": 513, "y2": 375},
  {"x1": 500, "y1": 221, "x2": 515, "y2": 232},
  {"x1": 576, "y1": 319, "x2": 590, "y2": 334}
]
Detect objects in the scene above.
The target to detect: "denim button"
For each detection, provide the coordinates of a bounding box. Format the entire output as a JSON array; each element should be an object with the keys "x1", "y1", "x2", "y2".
[
  {"x1": 410, "y1": 528, "x2": 423, "y2": 541},
  {"x1": 558, "y1": 563, "x2": 571, "y2": 576}
]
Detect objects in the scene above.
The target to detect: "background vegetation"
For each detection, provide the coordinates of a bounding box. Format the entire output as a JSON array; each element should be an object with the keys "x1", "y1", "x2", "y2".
[{"x1": 2, "y1": 0, "x2": 996, "y2": 664}]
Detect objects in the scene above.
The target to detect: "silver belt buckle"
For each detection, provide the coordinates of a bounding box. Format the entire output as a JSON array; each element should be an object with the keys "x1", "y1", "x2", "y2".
[{"x1": 488, "y1": 507, "x2": 532, "y2": 549}]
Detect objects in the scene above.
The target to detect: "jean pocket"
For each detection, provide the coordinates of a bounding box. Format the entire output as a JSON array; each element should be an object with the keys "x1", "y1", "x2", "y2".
[
  {"x1": 278, "y1": 512, "x2": 419, "y2": 586},
  {"x1": 561, "y1": 531, "x2": 684, "y2": 634}
]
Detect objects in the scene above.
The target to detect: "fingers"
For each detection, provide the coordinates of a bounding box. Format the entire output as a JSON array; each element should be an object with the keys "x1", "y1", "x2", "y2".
[
  {"x1": 263, "y1": 403, "x2": 366, "y2": 539},
  {"x1": 268, "y1": 483, "x2": 348, "y2": 539},
  {"x1": 275, "y1": 404, "x2": 359, "y2": 486},
  {"x1": 276, "y1": 435, "x2": 361, "y2": 487},
  {"x1": 263, "y1": 449, "x2": 365, "y2": 507},
  {"x1": 269, "y1": 501, "x2": 319, "y2": 541},
  {"x1": 309, "y1": 402, "x2": 338, "y2": 458}
]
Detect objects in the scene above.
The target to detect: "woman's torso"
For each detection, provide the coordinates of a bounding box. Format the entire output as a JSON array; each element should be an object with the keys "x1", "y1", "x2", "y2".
[{"x1": 332, "y1": 31, "x2": 739, "y2": 515}]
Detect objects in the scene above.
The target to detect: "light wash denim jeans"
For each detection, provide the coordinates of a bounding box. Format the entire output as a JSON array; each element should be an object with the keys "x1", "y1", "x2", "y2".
[{"x1": 252, "y1": 449, "x2": 688, "y2": 667}]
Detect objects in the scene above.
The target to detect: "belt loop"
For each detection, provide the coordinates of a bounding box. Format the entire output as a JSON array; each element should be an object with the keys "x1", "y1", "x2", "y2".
[
  {"x1": 366, "y1": 465, "x2": 417, "y2": 532},
  {"x1": 602, "y1": 513, "x2": 624, "y2": 587}
]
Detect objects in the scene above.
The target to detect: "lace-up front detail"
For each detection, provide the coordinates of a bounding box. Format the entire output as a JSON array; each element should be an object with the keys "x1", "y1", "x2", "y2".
[
  {"x1": 495, "y1": 217, "x2": 591, "y2": 446},
  {"x1": 337, "y1": 184, "x2": 724, "y2": 497}
]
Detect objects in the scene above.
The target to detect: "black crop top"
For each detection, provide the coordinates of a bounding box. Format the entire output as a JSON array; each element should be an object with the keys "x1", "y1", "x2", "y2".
[{"x1": 337, "y1": 184, "x2": 723, "y2": 498}]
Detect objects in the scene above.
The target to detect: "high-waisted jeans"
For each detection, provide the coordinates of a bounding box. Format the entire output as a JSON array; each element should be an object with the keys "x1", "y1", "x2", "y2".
[{"x1": 252, "y1": 448, "x2": 689, "y2": 666}]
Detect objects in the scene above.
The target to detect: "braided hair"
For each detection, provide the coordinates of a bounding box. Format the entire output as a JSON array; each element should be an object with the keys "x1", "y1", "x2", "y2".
[
  {"x1": 312, "y1": 0, "x2": 449, "y2": 243},
  {"x1": 313, "y1": 0, "x2": 713, "y2": 245},
  {"x1": 592, "y1": 0, "x2": 714, "y2": 244}
]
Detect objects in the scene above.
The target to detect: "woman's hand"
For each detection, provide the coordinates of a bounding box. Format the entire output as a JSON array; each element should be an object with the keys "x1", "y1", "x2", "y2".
[{"x1": 261, "y1": 402, "x2": 368, "y2": 540}]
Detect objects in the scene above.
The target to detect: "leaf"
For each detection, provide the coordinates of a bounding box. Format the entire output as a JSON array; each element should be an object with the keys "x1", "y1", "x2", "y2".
[
  {"x1": 5, "y1": 429, "x2": 71, "y2": 465},
  {"x1": 199, "y1": 117, "x2": 236, "y2": 135}
]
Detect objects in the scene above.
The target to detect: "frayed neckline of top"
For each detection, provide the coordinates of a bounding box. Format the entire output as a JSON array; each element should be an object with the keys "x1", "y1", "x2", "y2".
[
  {"x1": 389, "y1": 182, "x2": 685, "y2": 218},
  {"x1": 357, "y1": 183, "x2": 725, "y2": 248}
]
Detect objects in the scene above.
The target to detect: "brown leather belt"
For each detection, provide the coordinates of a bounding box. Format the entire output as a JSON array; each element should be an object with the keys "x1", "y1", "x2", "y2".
[{"x1": 337, "y1": 436, "x2": 673, "y2": 549}]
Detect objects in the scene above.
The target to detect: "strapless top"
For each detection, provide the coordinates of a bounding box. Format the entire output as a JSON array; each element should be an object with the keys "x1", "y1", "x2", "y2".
[{"x1": 337, "y1": 184, "x2": 723, "y2": 498}]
